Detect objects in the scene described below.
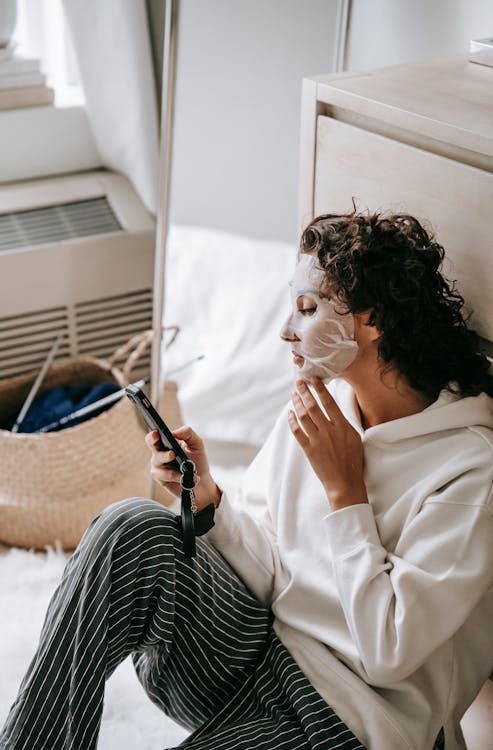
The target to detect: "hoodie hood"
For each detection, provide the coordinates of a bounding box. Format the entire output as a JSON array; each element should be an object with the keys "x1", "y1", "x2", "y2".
[{"x1": 331, "y1": 379, "x2": 493, "y2": 445}]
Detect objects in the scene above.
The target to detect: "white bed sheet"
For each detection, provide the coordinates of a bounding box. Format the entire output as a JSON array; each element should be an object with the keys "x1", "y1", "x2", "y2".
[{"x1": 164, "y1": 224, "x2": 297, "y2": 447}]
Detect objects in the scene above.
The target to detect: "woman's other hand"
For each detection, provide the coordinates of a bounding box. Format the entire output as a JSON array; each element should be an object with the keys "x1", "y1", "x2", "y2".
[
  {"x1": 288, "y1": 377, "x2": 368, "y2": 512},
  {"x1": 145, "y1": 425, "x2": 222, "y2": 511}
]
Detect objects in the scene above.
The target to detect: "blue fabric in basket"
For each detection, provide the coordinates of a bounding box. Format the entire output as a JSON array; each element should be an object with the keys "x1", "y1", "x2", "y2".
[{"x1": 7, "y1": 382, "x2": 121, "y2": 433}]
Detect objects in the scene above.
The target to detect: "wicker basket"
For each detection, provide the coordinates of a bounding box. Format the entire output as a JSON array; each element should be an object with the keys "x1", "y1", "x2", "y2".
[{"x1": 0, "y1": 330, "x2": 182, "y2": 550}]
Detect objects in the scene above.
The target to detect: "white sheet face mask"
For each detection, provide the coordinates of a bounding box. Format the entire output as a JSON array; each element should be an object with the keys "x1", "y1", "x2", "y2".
[{"x1": 280, "y1": 254, "x2": 358, "y2": 381}]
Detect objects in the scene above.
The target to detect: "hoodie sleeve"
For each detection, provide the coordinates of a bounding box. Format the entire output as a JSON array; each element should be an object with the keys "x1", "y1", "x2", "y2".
[
  {"x1": 205, "y1": 407, "x2": 289, "y2": 607},
  {"x1": 324, "y1": 473, "x2": 493, "y2": 686}
]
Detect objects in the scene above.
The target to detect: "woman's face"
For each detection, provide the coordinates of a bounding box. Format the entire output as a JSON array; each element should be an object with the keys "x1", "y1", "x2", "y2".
[{"x1": 280, "y1": 254, "x2": 358, "y2": 381}]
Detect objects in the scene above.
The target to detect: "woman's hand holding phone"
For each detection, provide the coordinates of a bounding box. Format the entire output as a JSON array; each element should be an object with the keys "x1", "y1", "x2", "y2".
[{"x1": 145, "y1": 425, "x2": 222, "y2": 511}]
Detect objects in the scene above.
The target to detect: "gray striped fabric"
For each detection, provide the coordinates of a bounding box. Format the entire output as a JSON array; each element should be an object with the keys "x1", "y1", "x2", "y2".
[{"x1": 0, "y1": 497, "x2": 367, "y2": 749}]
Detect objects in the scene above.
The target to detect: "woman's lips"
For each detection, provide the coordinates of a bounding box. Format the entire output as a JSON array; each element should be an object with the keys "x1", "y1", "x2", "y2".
[{"x1": 292, "y1": 352, "x2": 304, "y2": 366}]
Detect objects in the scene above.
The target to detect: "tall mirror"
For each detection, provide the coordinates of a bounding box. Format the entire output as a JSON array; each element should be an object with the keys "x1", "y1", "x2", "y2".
[
  {"x1": 153, "y1": 0, "x2": 345, "y2": 468},
  {"x1": 0, "y1": 2, "x2": 343, "y2": 744}
]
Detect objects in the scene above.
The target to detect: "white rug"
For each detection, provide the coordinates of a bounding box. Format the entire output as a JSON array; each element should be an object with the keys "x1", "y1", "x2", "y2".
[{"x1": 0, "y1": 543, "x2": 189, "y2": 749}]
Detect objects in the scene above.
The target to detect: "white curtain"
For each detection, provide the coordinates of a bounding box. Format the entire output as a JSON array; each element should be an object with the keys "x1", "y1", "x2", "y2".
[{"x1": 62, "y1": 0, "x2": 160, "y2": 214}]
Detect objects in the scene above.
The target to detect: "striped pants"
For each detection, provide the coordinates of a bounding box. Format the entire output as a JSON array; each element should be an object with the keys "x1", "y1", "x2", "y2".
[{"x1": 0, "y1": 497, "x2": 367, "y2": 750}]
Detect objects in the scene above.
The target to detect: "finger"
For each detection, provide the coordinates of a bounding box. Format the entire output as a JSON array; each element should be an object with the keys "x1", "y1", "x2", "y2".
[
  {"x1": 292, "y1": 390, "x2": 319, "y2": 435},
  {"x1": 310, "y1": 377, "x2": 345, "y2": 424},
  {"x1": 295, "y1": 380, "x2": 328, "y2": 430},
  {"x1": 145, "y1": 430, "x2": 160, "y2": 448},
  {"x1": 172, "y1": 425, "x2": 203, "y2": 450},
  {"x1": 287, "y1": 409, "x2": 309, "y2": 449},
  {"x1": 154, "y1": 449, "x2": 175, "y2": 465},
  {"x1": 150, "y1": 464, "x2": 182, "y2": 485}
]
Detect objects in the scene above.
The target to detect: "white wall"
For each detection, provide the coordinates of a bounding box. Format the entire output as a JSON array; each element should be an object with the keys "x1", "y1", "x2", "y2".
[
  {"x1": 166, "y1": 0, "x2": 493, "y2": 244},
  {"x1": 346, "y1": 0, "x2": 493, "y2": 70},
  {"x1": 169, "y1": 0, "x2": 340, "y2": 244}
]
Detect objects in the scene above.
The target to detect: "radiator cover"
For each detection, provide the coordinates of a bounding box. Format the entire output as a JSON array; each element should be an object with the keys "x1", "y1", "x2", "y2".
[{"x1": 0, "y1": 171, "x2": 155, "y2": 381}]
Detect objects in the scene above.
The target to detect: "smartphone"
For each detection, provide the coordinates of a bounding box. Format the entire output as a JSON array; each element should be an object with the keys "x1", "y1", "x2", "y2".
[
  {"x1": 125, "y1": 384, "x2": 187, "y2": 471},
  {"x1": 126, "y1": 383, "x2": 212, "y2": 558},
  {"x1": 125, "y1": 384, "x2": 196, "y2": 557}
]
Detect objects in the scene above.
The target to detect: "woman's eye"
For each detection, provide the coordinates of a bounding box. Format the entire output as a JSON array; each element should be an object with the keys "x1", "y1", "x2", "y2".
[{"x1": 299, "y1": 307, "x2": 317, "y2": 315}]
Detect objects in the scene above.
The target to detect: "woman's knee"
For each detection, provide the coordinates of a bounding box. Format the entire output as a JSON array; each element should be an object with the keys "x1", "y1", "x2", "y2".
[{"x1": 82, "y1": 497, "x2": 177, "y2": 549}]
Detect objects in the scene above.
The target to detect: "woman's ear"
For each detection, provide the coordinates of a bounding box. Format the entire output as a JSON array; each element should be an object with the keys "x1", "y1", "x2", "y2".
[{"x1": 354, "y1": 310, "x2": 380, "y2": 343}]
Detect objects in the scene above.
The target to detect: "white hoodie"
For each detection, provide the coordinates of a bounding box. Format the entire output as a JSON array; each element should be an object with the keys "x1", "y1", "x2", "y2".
[{"x1": 206, "y1": 378, "x2": 493, "y2": 750}]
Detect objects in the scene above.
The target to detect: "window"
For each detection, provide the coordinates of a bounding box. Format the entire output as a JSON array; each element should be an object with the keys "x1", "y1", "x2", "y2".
[{"x1": 11, "y1": 0, "x2": 84, "y2": 107}]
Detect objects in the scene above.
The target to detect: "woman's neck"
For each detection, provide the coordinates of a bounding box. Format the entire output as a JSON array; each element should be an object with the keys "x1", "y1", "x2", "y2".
[
  {"x1": 343, "y1": 366, "x2": 435, "y2": 430},
  {"x1": 342, "y1": 318, "x2": 436, "y2": 429}
]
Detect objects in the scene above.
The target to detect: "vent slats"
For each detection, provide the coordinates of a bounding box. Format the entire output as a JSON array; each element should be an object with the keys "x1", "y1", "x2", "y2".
[
  {"x1": 0, "y1": 347, "x2": 71, "y2": 373},
  {"x1": 0, "y1": 307, "x2": 67, "y2": 330},
  {"x1": 0, "y1": 308, "x2": 70, "y2": 378},
  {"x1": 0, "y1": 359, "x2": 69, "y2": 380},
  {"x1": 0, "y1": 198, "x2": 122, "y2": 251},
  {"x1": 0, "y1": 290, "x2": 153, "y2": 381},
  {"x1": 74, "y1": 289, "x2": 152, "y2": 380},
  {"x1": 0, "y1": 289, "x2": 152, "y2": 379},
  {"x1": 0, "y1": 321, "x2": 69, "y2": 343},
  {"x1": 0, "y1": 339, "x2": 71, "y2": 360},
  {"x1": 76, "y1": 313, "x2": 153, "y2": 340},
  {"x1": 76, "y1": 297, "x2": 152, "y2": 320},
  {"x1": 76, "y1": 289, "x2": 153, "y2": 309}
]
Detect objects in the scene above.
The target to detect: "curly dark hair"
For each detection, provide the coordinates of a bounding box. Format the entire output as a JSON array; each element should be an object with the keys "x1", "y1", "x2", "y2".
[{"x1": 300, "y1": 209, "x2": 493, "y2": 400}]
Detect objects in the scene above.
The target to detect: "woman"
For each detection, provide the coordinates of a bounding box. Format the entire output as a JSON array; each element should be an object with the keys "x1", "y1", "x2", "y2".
[{"x1": 1, "y1": 210, "x2": 492, "y2": 750}]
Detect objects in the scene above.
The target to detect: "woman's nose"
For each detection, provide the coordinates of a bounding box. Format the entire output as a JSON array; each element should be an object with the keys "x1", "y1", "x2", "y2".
[{"x1": 279, "y1": 317, "x2": 300, "y2": 342}]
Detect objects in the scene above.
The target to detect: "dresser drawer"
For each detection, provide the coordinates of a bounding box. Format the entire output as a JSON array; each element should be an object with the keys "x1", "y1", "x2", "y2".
[{"x1": 314, "y1": 115, "x2": 493, "y2": 341}]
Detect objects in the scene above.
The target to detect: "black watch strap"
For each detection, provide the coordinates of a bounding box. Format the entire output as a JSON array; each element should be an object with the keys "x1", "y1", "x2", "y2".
[{"x1": 193, "y1": 502, "x2": 216, "y2": 536}]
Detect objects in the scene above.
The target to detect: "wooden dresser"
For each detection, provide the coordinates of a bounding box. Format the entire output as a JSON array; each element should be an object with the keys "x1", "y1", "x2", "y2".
[{"x1": 299, "y1": 58, "x2": 493, "y2": 349}]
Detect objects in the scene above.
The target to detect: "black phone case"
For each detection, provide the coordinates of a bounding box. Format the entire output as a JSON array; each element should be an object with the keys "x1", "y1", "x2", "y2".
[
  {"x1": 125, "y1": 384, "x2": 187, "y2": 471},
  {"x1": 125, "y1": 384, "x2": 216, "y2": 558}
]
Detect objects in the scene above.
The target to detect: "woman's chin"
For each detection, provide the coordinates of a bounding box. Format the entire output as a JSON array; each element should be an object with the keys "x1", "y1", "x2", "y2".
[{"x1": 294, "y1": 360, "x2": 330, "y2": 382}]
